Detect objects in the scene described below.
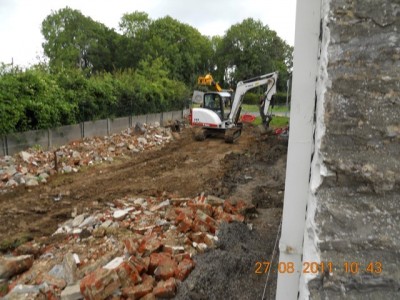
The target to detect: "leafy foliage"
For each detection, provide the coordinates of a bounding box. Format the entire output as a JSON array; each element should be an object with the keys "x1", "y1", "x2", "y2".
[
  {"x1": 214, "y1": 18, "x2": 293, "y2": 91},
  {"x1": 41, "y1": 7, "x2": 119, "y2": 73},
  {"x1": 1, "y1": 8, "x2": 293, "y2": 134},
  {"x1": 0, "y1": 63, "x2": 188, "y2": 134}
]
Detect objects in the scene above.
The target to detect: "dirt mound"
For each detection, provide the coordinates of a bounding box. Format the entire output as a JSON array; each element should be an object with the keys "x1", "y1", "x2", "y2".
[{"x1": 175, "y1": 222, "x2": 274, "y2": 300}]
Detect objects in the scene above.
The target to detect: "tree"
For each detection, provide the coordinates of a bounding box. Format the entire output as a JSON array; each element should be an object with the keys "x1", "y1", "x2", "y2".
[
  {"x1": 140, "y1": 16, "x2": 213, "y2": 85},
  {"x1": 119, "y1": 11, "x2": 151, "y2": 38},
  {"x1": 216, "y1": 18, "x2": 293, "y2": 91},
  {"x1": 41, "y1": 7, "x2": 118, "y2": 73}
]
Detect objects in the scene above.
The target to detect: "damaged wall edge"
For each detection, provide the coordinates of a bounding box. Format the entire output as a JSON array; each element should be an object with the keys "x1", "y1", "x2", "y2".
[
  {"x1": 275, "y1": 0, "x2": 322, "y2": 299},
  {"x1": 298, "y1": 0, "x2": 331, "y2": 298}
]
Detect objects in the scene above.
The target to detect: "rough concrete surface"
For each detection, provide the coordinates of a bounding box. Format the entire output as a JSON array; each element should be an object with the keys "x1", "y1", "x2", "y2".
[{"x1": 307, "y1": 0, "x2": 400, "y2": 298}]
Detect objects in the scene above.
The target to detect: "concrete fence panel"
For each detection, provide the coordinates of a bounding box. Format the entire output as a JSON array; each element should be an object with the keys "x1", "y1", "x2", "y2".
[
  {"x1": 6, "y1": 129, "x2": 48, "y2": 155},
  {"x1": 162, "y1": 111, "x2": 174, "y2": 125},
  {"x1": 133, "y1": 115, "x2": 147, "y2": 125},
  {"x1": 1, "y1": 110, "x2": 184, "y2": 156},
  {"x1": 51, "y1": 124, "x2": 83, "y2": 148},
  {"x1": 109, "y1": 117, "x2": 130, "y2": 135},
  {"x1": 172, "y1": 110, "x2": 183, "y2": 120},
  {"x1": 146, "y1": 113, "x2": 162, "y2": 125},
  {"x1": 84, "y1": 119, "x2": 108, "y2": 138}
]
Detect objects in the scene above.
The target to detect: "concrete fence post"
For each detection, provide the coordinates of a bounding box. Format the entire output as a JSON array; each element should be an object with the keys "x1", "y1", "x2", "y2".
[
  {"x1": 81, "y1": 122, "x2": 85, "y2": 138},
  {"x1": 1, "y1": 136, "x2": 7, "y2": 156},
  {"x1": 107, "y1": 119, "x2": 111, "y2": 136},
  {"x1": 48, "y1": 129, "x2": 52, "y2": 150}
]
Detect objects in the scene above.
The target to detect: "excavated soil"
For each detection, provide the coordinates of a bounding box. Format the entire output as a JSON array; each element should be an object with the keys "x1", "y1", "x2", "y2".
[{"x1": 0, "y1": 124, "x2": 287, "y2": 299}]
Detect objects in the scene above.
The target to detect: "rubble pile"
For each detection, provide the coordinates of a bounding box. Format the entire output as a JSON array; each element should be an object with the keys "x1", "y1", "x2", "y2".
[
  {"x1": 0, "y1": 193, "x2": 253, "y2": 299},
  {"x1": 0, "y1": 122, "x2": 177, "y2": 193}
]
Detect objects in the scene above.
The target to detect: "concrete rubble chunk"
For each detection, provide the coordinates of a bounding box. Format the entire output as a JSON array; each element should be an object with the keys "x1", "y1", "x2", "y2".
[
  {"x1": 61, "y1": 283, "x2": 83, "y2": 300},
  {"x1": 63, "y1": 166, "x2": 73, "y2": 173},
  {"x1": 113, "y1": 209, "x2": 128, "y2": 220},
  {"x1": 48, "y1": 264, "x2": 65, "y2": 279},
  {"x1": 25, "y1": 178, "x2": 39, "y2": 187},
  {"x1": 150, "y1": 199, "x2": 170, "y2": 212},
  {"x1": 40, "y1": 273, "x2": 67, "y2": 289},
  {"x1": 5, "y1": 179, "x2": 18, "y2": 187},
  {"x1": 0, "y1": 255, "x2": 34, "y2": 279},
  {"x1": 4, "y1": 283, "x2": 49, "y2": 299},
  {"x1": 72, "y1": 214, "x2": 85, "y2": 227},
  {"x1": 137, "y1": 137, "x2": 148, "y2": 145},
  {"x1": 100, "y1": 220, "x2": 113, "y2": 228},
  {"x1": 19, "y1": 151, "x2": 32, "y2": 162},
  {"x1": 79, "y1": 216, "x2": 97, "y2": 228},
  {"x1": 206, "y1": 195, "x2": 226, "y2": 206},
  {"x1": 135, "y1": 122, "x2": 146, "y2": 134},
  {"x1": 63, "y1": 253, "x2": 78, "y2": 285},
  {"x1": 103, "y1": 257, "x2": 124, "y2": 270}
]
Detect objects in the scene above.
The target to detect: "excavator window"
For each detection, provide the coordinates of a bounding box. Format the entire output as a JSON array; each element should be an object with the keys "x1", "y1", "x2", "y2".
[{"x1": 204, "y1": 94, "x2": 224, "y2": 118}]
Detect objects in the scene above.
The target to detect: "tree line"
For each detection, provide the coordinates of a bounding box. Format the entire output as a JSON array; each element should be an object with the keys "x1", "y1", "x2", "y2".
[{"x1": 0, "y1": 7, "x2": 293, "y2": 134}]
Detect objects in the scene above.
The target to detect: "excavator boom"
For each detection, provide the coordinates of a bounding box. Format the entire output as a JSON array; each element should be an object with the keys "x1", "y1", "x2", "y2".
[{"x1": 197, "y1": 74, "x2": 222, "y2": 92}]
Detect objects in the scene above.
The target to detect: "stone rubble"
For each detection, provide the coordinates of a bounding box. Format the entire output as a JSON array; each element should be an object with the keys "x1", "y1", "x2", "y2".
[
  {"x1": 0, "y1": 193, "x2": 253, "y2": 299},
  {"x1": 0, "y1": 123, "x2": 176, "y2": 193}
]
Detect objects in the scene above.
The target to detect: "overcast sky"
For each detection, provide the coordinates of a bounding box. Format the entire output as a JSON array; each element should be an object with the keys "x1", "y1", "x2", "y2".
[{"x1": 0, "y1": 0, "x2": 297, "y2": 67}]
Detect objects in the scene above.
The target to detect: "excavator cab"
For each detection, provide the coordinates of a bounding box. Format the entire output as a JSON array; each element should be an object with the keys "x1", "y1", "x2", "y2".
[{"x1": 202, "y1": 92, "x2": 232, "y2": 120}]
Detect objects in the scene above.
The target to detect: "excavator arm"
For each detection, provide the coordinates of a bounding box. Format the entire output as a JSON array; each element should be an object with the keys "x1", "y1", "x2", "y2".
[{"x1": 228, "y1": 72, "x2": 278, "y2": 126}]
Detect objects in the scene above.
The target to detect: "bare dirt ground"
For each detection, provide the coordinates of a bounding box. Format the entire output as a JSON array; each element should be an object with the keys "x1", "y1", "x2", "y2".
[{"x1": 0, "y1": 124, "x2": 287, "y2": 299}]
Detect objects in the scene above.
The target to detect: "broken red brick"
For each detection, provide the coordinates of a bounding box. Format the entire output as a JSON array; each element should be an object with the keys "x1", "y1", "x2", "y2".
[
  {"x1": 154, "y1": 256, "x2": 178, "y2": 280},
  {"x1": 173, "y1": 252, "x2": 191, "y2": 263},
  {"x1": 149, "y1": 252, "x2": 172, "y2": 274},
  {"x1": 189, "y1": 232, "x2": 205, "y2": 243},
  {"x1": 213, "y1": 206, "x2": 225, "y2": 219},
  {"x1": 141, "y1": 273, "x2": 156, "y2": 287},
  {"x1": 218, "y1": 212, "x2": 245, "y2": 223},
  {"x1": 165, "y1": 208, "x2": 177, "y2": 221},
  {"x1": 223, "y1": 200, "x2": 236, "y2": 214},
  {"x1": 175, "y1": 258, "x2": 195, "y2": 281},
  {"x1": 192, "y1": 211, "x2": 217, "y2": 234},
  {"x1": 0, "y1": 255, "x2": 34, "y2": 279},
  {"x1": 137, "y1": 234, "x2": 162, "y2": 256},
  {"x1": 196, "y1": 210, "x2": 217, "y2": 227},
  {"x1": 235, "y1": 200, "x2": 249, "y2": 214},
  {"x1": 176, "y1": 213, "x2": 193, "y2": 233},
  {"x1": 129, "y1": 256, "x2": 148, "y2": 274},
  {"x1": 80, "y1": 268, "x2": 121, "y2": 300},
  {"x1": 115, "y1": 261, "x2": 142, "y2": 288},
  {"x1": 153, "y1": 278, "x2": 176, "y2": 298},
  {"x1": 122, "y1": 273, "x2": 155, "y2": 299},
  {"x1": 203, "y1": 234, "x2": 217, "y2": 247},
  {"x1": 141, "y1": 293, "x2": 156, "y2": 300},
  {"x1": 188, "y1": 202, "x2": 213, "y2": 216},
  {"x1": 123, "y1": 238, "x2": 139, "y2": 255},
  {"x1": 14, "y1": 242, "x2": 43, "y2": 258},
  {"x1": 174, "y1": 207, "x2": 194, "y2": 219}
]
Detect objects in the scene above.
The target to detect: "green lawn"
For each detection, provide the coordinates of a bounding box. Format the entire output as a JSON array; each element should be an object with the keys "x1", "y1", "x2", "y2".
[{"x1": 242, "y1": 104, "x2": 289, "y2": 113}]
